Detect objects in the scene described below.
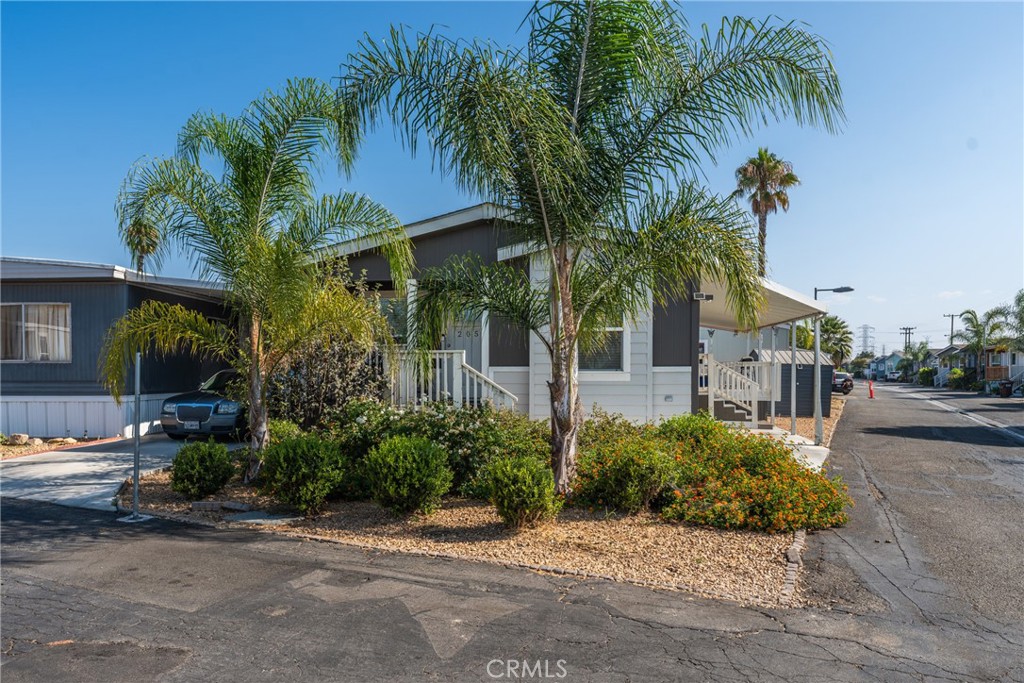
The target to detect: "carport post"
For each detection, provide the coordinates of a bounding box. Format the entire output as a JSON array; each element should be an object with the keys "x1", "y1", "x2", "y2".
[
  {"x1": 813, "y1": 316, "x2": 823, "y2": 445},
  {"x1": 790, "y1": 323, "x2": 797, "y2": 434},
  {"x1": 119, "y1": 351, "x2": 151, "y2": 523},
  {"x1": 770, "y1": 327, "x2": 776, "y2": 424}
]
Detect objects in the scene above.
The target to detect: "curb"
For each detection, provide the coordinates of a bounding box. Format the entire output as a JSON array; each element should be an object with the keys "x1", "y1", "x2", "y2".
[{"x1": 779, "y1": 529, "x2": 806, "y2": 606}]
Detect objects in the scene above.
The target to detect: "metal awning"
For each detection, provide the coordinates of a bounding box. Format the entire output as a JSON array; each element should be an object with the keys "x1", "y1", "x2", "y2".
[{"x1": 699, "y1": 278, "x2": 826, "y2": 332}]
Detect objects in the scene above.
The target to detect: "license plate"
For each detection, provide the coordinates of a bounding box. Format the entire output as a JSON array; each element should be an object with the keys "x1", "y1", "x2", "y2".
[{"x1": 183, "y1": 421, "x2": 200, "y2": 430}]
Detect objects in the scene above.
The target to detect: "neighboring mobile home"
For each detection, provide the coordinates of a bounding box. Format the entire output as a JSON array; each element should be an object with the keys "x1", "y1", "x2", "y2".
[
  {"x1": 326, "y1": 204, "x2": 827, "y2": 427},
  {"x1": 1, "y1": 257, "x2": 227, "y2": 438}
]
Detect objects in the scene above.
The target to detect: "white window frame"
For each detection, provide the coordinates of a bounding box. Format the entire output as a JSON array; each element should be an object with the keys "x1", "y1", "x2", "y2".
[
  {"x1": 0, "y1": 302, "x2": 73, "y2": 363},
  {"x1": 579, "y1": 319, "x2": 631, "y2": 382}
]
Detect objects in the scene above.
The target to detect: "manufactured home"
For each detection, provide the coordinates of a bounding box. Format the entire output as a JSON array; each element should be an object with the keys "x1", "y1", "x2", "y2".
[
  {"x1": 0, "y1": 257, "x2": 227, "y2": 438},
  {"x1": 327, "y1": 204, "x2": 828, "y2": 427}
]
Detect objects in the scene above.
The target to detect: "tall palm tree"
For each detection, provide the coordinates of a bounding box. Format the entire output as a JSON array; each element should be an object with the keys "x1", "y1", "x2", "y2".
[
  {"x1": 731, "y1": 148, "x2": 800, "y2": 276},
  {"x1": 343, "y1": 1, "x2": 844, "y2": 493},
  {"x1": 819, "y1": 314, "x2": 853, "y2": 368},
  {"x1": 100, "y1": 79, "x2": 413, "y2": 479},
  {"x1": 953, "y1": 308, "x2": 1007, "y2": 380},
  {"x1": 1004, "y1": 289, "x2": 1024, "y2": 353}
]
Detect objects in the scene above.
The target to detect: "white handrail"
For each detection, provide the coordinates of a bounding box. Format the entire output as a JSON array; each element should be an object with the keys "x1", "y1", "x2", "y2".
[{"x1": 391, "y1": 350, "x2": 518, "y2": 410}]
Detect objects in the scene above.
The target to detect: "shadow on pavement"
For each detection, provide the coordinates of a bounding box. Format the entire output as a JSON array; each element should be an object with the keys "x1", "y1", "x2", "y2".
[{"x1": 862, "y1": 425, "x2": 1023, "y2": 448}]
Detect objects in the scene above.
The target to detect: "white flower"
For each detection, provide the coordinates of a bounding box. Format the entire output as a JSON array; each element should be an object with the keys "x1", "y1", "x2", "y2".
[{"x1": 355, "y1": 415, "x2": 367, "y2": 425}]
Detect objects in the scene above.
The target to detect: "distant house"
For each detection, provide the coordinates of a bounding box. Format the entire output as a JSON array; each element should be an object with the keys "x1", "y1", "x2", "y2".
[
  {"x1": 324, "y1": 203, "x2": 828, "y2": 427},
  {"x1": 1, "y1": 257, "x2": 227, "y2": 438}
]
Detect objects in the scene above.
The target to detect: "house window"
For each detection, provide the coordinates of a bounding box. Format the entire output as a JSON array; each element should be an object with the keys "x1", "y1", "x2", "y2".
[
  {"x1": 0, "y1": 303, "x2": 71, "y2": 362},
  {"x1": 579, "y1": 323, "x2": 626, "y2": 372}
]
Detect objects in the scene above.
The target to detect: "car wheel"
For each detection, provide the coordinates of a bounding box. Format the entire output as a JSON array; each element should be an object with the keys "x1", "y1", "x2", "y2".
[
  {"x1": 843, "y1": 388, "x2": 852, "y2": 395},
  {"x1": 166, "y1": 432, "x2": 189, "y2": 441}
]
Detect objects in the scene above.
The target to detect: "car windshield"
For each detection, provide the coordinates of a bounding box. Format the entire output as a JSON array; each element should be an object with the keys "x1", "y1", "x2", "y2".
[{"x1": 199, "y1": 370, "x2": 238, "y2": 393}]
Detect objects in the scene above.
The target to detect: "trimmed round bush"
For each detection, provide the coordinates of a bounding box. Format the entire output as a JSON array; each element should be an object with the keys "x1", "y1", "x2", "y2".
[
  {"x1": 267, "y1": 418, "x2": 303, "y2": 444},
  {"x1": 260, "y1": 434, "x2": 345, "y2": 515},
  {"x1": 364, "y1": 435, "x2": 453, "y2": 515},
  {"x1": 574, "y1": 435, "x2": 676, "y2": 513},
  {"x1": 170, "y1": 439, "x2": 234, "y2": 500},
  {"x1": 485, "y1": 456, "x2": 562, "y2": 529}
]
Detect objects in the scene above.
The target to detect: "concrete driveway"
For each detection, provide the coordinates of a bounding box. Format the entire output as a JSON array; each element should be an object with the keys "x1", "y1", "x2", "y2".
[{"x1": 0, "y1": 435, "x2": 228, "y2": 511}]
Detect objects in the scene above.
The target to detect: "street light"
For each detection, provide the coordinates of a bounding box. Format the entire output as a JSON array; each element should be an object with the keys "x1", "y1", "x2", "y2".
[
  {"x1": 814, "y1": 285, "x2": 853, "y2": 300},
  {"x1": 810, "y1": 286, "x2": 854, "y2": 445}
]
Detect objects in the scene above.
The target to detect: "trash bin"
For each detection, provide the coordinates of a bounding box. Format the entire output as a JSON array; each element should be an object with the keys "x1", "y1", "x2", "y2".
[{"x1": 998, "y1": 381, "x2": 1013, "y2": 398}]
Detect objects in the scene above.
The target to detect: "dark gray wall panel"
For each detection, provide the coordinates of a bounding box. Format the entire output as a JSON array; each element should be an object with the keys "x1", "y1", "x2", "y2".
[
  {"x1": 653, "y1": 295, "x2": 695, "y2": 366},
  {"x1": 1, "y1": 282, "x2": 127, "y2": 395}
]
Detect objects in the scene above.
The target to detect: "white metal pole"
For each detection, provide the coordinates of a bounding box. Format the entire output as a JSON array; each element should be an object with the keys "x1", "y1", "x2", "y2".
[
  {"x1": 770, "y1": 327, "x2": 776, "y2": 424},
  {"x1": 790, "y1": 323, "x2": 797, "y2": 435},
  {"x1": 133, "y1": 350, "x2": 141, "y2": 517},
  {"x1": 814, "y1": 316, "x2": 823, "y2": 445}
]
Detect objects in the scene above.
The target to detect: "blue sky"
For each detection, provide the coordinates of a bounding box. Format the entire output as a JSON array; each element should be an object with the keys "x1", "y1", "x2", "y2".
[{"x1": 3, "y1": 1, "x2": 1022, "y2": 353}]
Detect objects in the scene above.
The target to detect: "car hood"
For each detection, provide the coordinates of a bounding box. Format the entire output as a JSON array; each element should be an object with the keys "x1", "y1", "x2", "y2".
[{"x1": 165, "y1": 390, "x2": 230, "y2": 405}]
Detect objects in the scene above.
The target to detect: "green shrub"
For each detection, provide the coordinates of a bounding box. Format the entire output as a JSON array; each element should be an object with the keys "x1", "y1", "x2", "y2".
[
  {"x1": 661, "y1": 430, "x2": 852, "y2": 532},
  {"x1": 260, "y1": 434, "x2": 345, "y2": 515},
  {"x1": 578, "y1": 407, "x2": 642, "y2": 449},
  {"x1": 574, "y1": 434, "x2": 676, "y2": 513},
  {"x1": 393, "y1": 403, "x2": 549, "y2": 497},
  {"x1": 917, "y1": 367, "x2": 936, "y2": 386},
  {"x1": 947, "y1": 367, "x2": 970, "y2": 390},
  {"x1": 364, "y1": 435, "x2": 453, "y2": 515},
  {"x1": 170, "y1": 440, "x2": 234, "y2": 499},
  {"x1": 656, "y1": 412, "x2": 732, "y2": 452},
  {"x1": 267, "y1": 418, "x2": 303, "y2": 444},
  {"x1": 485, "y1": 456, "x2": 562, "y2": 529}
]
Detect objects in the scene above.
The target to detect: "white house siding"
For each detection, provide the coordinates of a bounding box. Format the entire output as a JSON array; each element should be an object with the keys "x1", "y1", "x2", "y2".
[
  {"x1": 489, "y1": 367, "x2": 530, "y2": 416},
  {"x1": 1, "y1": 393, "x2": 174, "y2": 439},
  {"x1": 652, "y1": 367, "x2": 693, "y2": 420}
]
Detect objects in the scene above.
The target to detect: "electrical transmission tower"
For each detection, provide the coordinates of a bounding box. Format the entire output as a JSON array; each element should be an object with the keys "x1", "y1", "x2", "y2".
[
  {"x1": 858, "y1": 325, "x2": 876, "y2": 355},
  {"x1": 899, "y1": 326, "x2": 916, "y2": 351}
]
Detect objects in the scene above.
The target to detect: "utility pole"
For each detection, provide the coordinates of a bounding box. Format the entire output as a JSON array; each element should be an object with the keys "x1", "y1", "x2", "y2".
[
  {"x1": 899, "y1": 326, "x2": 916, "y2": 351},
  {"x1": 858, "y1": 324, "x2": 876, "y2": 355},
  {"x1": 943, "y1": 313, "x2": 957, "y2": 344}
]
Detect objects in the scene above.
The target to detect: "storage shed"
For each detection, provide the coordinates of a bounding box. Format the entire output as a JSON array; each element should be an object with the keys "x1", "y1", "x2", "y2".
[{"x1": 750, "y1": 348, "x2": 832, "y2": 418}]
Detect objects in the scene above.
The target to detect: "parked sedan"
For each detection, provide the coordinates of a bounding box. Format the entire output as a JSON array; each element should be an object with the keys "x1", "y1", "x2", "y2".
[
  {"x1": 160, "y1": 370, "x2": 245, "y2": 440},
  {"x1": 832, "y1": 371, "x2": 853, "y2": 394}
]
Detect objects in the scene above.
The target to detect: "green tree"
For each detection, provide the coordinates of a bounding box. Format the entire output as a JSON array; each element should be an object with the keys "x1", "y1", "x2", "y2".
[
  {"x1": 343, "y1": 1, "x2": 843, "y2": 493},
  {"x1": 952, "y1": 308, "x2": 1007, "y2": 380},
  {"x1": 100, "y1": 79, "x2": 413, "y2": 479},
  {"x1": 731, "y1": 148, "x2": 800, "y2": 276},
  {"x1": 896, "y1": 340, "x2": 929, "y2": 379},
  {"x1": 819, "y1": 315, "x2": 853, "y2": 368},
  {"x1": 1003, "y1": 289, "x2": 1024, "y2": 353},
  {"x1": 795, "y1": 320, "x2": 815, "y2": 350}
]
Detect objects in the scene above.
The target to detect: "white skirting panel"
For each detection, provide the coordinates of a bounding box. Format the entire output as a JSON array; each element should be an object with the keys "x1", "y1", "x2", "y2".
[
  {"x1": 0, "y1": 394, "x2": 175, "y2": 439},
  {"x1": 488, "y1": 367, "x2": 530, "y2": 416}
]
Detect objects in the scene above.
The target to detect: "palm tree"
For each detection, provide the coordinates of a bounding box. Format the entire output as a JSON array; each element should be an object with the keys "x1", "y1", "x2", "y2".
[
  {"x1": 343, "y1": 1, "x2": 844, "y2": 493},
  {"x1": 731, "y1": 148, "x2": 800, "y2": 276},
  {"x1": 896, "y1": 340, "x2": 928, "y2": 380},
  {"x1": 953, "y1": 308, "x2": 1007, "y2": 381},
  {"x1": 819, "y1": 315, "x2": 853, "y2": 368},
  {"x1": 1004, "y1": 289, "x2": 1024, "y2": 352},
  {"x1": 100, "y1": 79, "x2": 413, "y2": 479}
]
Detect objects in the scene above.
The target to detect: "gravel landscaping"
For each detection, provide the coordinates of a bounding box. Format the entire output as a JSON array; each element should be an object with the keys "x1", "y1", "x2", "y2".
[
  {"x1": 121, "y1": 469, "x2": 795, "y2": 606},
  {"x1": 772, "y1": 396, "x2": 847, "y2": 447}
]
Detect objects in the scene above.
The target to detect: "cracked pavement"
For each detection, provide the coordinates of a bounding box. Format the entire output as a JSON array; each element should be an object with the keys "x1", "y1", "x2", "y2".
[{"x1": 2, "y1": 385, "x2": 1022, "y2": 681}]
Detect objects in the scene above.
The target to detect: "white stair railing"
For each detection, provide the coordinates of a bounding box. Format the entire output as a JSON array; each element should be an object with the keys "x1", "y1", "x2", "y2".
[
  {"x1": 391, "y1": 350, "x2": 518, "y2": 411},
  {"x1": 710, "y1": 361, "x2": 758, "y2": 424},
  {"x1": 719, "y1": 360, "x2": 773, "y2": 401}
]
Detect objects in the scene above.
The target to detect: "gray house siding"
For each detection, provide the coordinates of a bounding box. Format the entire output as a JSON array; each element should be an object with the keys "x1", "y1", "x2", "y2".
[
  {"x1": 1, "y1": 282, "x2": 127, "y2": 396},
  {"x1": 127, "y1": 285, "x2": 229, "y2": 394}
]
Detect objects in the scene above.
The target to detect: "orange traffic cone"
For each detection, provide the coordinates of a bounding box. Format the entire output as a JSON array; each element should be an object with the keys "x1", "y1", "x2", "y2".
[{"x1": 869, "y1": 380, "x2": 875, "y2": 399}]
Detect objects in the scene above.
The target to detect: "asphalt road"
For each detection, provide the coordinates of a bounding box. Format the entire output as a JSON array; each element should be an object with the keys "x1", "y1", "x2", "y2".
[{"x1": 2, "y1": 387, "x2": 1022, "y2": 682}]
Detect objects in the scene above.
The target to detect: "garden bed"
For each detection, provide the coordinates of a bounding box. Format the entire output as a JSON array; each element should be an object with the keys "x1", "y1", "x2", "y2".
[
  {"x1": 121, "y1": 469, "x2": 794, "y2": 606},
  {"x1": 772, "y1": 396, "x2": 846, "y2": 446}
]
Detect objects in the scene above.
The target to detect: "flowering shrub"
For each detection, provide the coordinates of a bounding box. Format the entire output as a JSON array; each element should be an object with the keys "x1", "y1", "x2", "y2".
[
  {"x1": 574, "y1": 433, "x2": 676, "y2": 513},
  {"x1": 260, "y1": 434, "x2": 345, "y2": 515},
  {"x1": 485, "y1": 456, "x2": 562, "y2": 529},
  {"x1": 170, "y1": 439, "x2": 234, "y2": 499},
  {"x1": 659, "y1": 421, "x2": 852, "y2": 532},
  {"x1": 364, "y1": 435, "x2": 453, "y2": 515},
  {"x1": 578, "y1": 407, "x2": 642, "y2": 448}
]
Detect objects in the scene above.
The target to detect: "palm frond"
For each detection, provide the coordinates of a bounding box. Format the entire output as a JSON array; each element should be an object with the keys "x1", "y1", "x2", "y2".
[{"x1": 99, "y1": 300, "x2": 236, "y2": 403}]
